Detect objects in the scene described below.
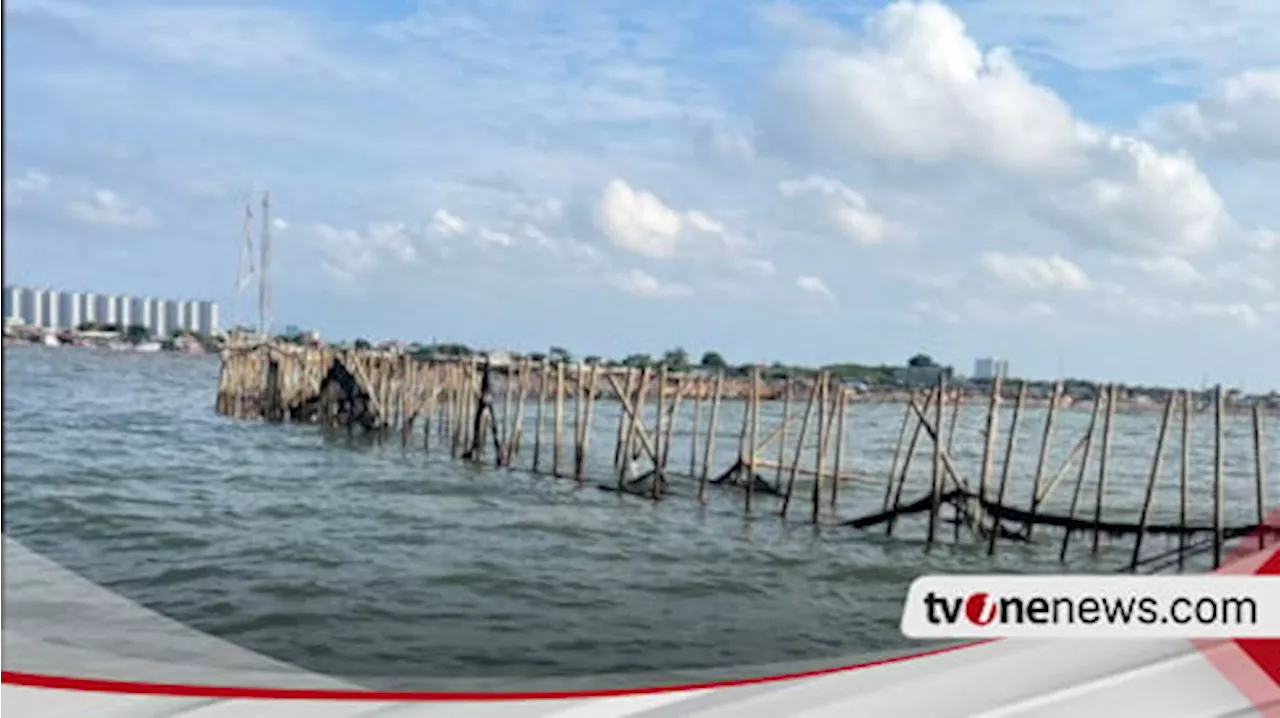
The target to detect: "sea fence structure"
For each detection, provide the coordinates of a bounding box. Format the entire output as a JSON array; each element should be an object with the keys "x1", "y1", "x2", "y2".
[{"x1": 215, "y1": 341, "x2": 1279, "y2": 573}]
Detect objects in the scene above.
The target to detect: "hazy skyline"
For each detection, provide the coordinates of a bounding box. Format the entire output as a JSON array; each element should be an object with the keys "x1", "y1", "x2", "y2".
[{"x1": 4, "y1": 0, "x2": 1278, "y2": 389}]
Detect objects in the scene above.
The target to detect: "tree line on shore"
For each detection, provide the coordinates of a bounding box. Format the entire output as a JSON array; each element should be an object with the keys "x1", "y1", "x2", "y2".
[{"x1": 321, "y1": 337, "x2": 956, "y2": 386}]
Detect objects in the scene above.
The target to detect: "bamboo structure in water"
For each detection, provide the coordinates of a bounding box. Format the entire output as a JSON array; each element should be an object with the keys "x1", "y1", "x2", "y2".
[{"x1": 215, "y1": 341, "x2": 1280, "y2": 572}]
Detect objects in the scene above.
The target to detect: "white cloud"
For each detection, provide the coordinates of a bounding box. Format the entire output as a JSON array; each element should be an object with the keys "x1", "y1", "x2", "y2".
[
  {"x1": 1093, "y1": 287, "x2": 1267, "y2": 328},
  {"x1": 3, "y1": 169, "x2": 51, "y2": 206},
  {"x1": 608, "y1": 269, "x2": 690, "y2": 299},
  {"x1": 777, "y1": 175, "x2": 900, "y2": 246},
  {"x1": 1117, "y1": 254, "x2": 1206, "y2": 287},
  {"x1": 67, "y1": 189, "x2": 156, "y2": 228},
  {"x1": 594, "y1": 178, "x2": 736, "y2": 259},
  {"x1": 429, "y1": 209, "x2": 468, "y2": 237},
  {"x1": 796, "y1": 275, "x2": 836, "y2": 300},
  {"x1": 763, "y1": 1, "x2": 1232, "y2": 257},
  {"x1": 313, "y1": 221, "x2": 417, "y2": 286},
  {"x1": 980, "y1": 252, "x2": 1092, "y2": 291},
  {"x1": 1146, "y1": 69, "x2": 1280, "y2": 158},
  {"x1": 907, "y1": 296, "x2": 1054, "y2": 325}
]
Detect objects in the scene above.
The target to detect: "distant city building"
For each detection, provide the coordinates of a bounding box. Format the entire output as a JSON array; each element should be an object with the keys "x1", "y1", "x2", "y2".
[
  {"x1": 180, "y1": 299, "x2": 201, "y2": 333},
  {"x1": 973, "y1": 357, "x2": 1010, "y2": 381},
  {"x1": 78, "y1": 292, "x2": 97, "y2": 325},
  {"x1": 131, "y1": 297, "x2": 153, "y2": 332},
  {"x1": 196, "y1": 300, "x2": 219, "y2": 336},
  {"x1": 164, "y1": 299, "x2": 182, "y2": 336},
  {"x1": 21, "y1": 288, "x2": 45, "y2": 327},
  {"x1": 95, "y1": 294, "x2": 118, "y2": 326},
  {"x1": 148, "y1": 298, "x2": 167, "y2": 337},
  {"x1": 115, "y1": 295, "x2": 133, "y2": 328},
  {"x1": 3, "y1": 286, "x2": 23, "y2": 322},
  {"x1": 1, "y1": 285, "x2": 220, "y2": 338},
  {"x1": 39, "y1": 291, "x2": 59, "y2": 330},
  {"x1": 58, "y1": 291, "x2": 81, "y2": 330},
  {"x1": 895, "y1": 364, "x2": 950, "y2": 388}
]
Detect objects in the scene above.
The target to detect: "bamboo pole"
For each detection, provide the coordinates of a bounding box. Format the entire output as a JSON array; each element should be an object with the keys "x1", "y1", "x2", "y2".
[
  {"x1": 1092, "y1": 384, "x2": 1117, "y2": 555},
  {"x1": 699, "y1": 370, "x2": 723, "y2": 503},
  {"x1": 532, "y1": 360, "x2": 548, "y2": 472},
  {"x1": 881, "y1": 396, "x2": 918, "y2": 511},
  {"x1": 1213, "y1": 384, "x2": 1225, "y2": 568},
  {"x1": 553, "y1": 361, "x2": 566, "y2": 477},
  {"x1": 620, "y1": 367, "x2": 651, "y2": 489},
  {"x1": 1060, "y1": 385, "x2": 1105, "y2": 562},
  {"x1": 661, "y1": 376, "x2": 685, "y2": 477},
  {"x1": 689, "y1": 376, "x2": 703, "y2": 477},
  {"x1": 986, "y1": 380, "x2": 1027, "y2": 555},
  {"x1": 614, "y1": 368, "x2": 636, "y2": 469},
  {"x1": 781, "y1": 376, "x2": 820, "y2": 519},
  {"x1": 507, "y1": 358, "x2": 531, "y2": 465},
  {"x1": 831, "y1": 385, "x2": 847, "y2": 508},
  {"x1": 746, "y1": 366, "x2": 760, "y2": 514},
  {"x1": 1026, "y1": 380, "x2": 1063, "y2": 538},
  {"x1": 651, "y1": 366, "x2": 667, "y2": 499},
  {"x1": 886, "y1": 388, "x2": 938, "y2": 537},
  {"x1": 577, "y1": 364, "x2": 599, "y2": 481},
  {"x1": 977, "y1": 375, "x2": 1004, "y2": 532},
  {"x1": 1130, "y1": 392, "x2": 1176, "y2": 570},
  {"x1": 777, "y1": 375, "x2": 793, "y2": 488},
  {"x1": 1253, "y1": 404, "x2": 1268, "y2": 551},
  {"x1": 1178, "y1": 389, "x2": 1191, "y2": 571},
  {"x1": 928, "y1": 375, "x2": 948, "y2": 551},
  {"x1": 810, "y1": 374, "x2": 828, "y2": 524}
]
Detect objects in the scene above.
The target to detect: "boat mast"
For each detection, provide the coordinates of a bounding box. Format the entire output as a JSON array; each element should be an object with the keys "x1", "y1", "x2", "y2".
[
  {"x1": 258, "y1": 190, "x2": 273, "y2": 339},
  {"x1": 234, "y1": 196, "x2": 255, "y2": 336}
]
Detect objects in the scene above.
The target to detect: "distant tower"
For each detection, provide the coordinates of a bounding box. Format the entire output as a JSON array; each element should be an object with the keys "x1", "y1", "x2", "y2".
[{"x1": 258, "y1": 190, "x2": 273, "y2": 338}]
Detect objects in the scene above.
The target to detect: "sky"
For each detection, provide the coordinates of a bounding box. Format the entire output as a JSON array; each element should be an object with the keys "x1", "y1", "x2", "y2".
[{"x1": 4, "y1": 0, "x2": 1279, "y2": 389}]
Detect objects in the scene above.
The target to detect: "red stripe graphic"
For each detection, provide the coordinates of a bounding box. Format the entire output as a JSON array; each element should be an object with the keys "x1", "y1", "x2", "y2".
[{"x1": 1, "y1": 640, "x2": 991, "y2": 701}]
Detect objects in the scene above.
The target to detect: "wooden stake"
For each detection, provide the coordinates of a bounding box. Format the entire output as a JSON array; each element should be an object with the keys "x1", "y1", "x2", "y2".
[
  {"x1": 699, "y1": 370, "x2": 723, "y2": 503},
  {"x1": 689, "y1": 376, "x2": 703, "y2": 477},
  {"x1": 1060, "y1": 385, "x2": 1104, "y2": 562},
  {"x1": 810, "y1": 374, "x2": 828, "y2": 524},
  {"x1": 1213, "y1": 384, "x2": 1225, "y2": 568},
  {"x1": 987, "y1": 380, "x2": 1027, "y2": 556},
  {"x1": 577, "y1": 364, "x2": 599, "y2": 482},
  {"x1": 830, "y1": 384, "x2": 846, "y2": 508},
  {"x1": 1178, "y1": 389, "x2": 1191, "y2": 571},
  {"x1": 928, "y1": 375, "x2": 948, "y2": 551},
  {"x1": 614, "y1": 368, "x2": 634, "y2": 469},
  {"x1": 652, "y1": 366, "x2": 667, "y2": 499},
  {"x1": 882, "y1": 396, "x2": 917, "y2": 511},
  {"x1": 553, "y1": 361, "x2": 566, "y2": 477},
  {"x1": 781, "y1": 376, "x2": 820, "y2": 519},
  {"x1": 1092, "y1": 383, "x2": 1117, "y2": 555},
  {"x1": 1253, "y1": 405, "x2": 1268, "y2": 551},
  {"x1": 1026, "y1": 380, "x2": 1063, "y2": 539},
  {"x1": 887, "y1": 388, "x2": 938, "y2": 537},
  {"x1": 746, "y1": 366, "x2": 760, "y2": 514},
  {"x1": 1131, "y1": 392, "x2": 1176, "y2": 571},
  {"x1": 777, "y1": 375, "x2": 793, "y2": 489},
  {"x1": 977, "y1": 375, "x2": 1004, "y2": 532}
]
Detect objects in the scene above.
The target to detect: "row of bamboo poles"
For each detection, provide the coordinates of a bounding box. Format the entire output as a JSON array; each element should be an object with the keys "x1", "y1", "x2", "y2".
[{"x1": 215, "y1": 344, "x2": 1276, "y2": 571}]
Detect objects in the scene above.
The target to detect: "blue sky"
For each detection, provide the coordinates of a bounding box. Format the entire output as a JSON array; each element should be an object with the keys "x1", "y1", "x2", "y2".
[{"x1": 5, "y1": 0, "x2": 1279, "y2": 389}]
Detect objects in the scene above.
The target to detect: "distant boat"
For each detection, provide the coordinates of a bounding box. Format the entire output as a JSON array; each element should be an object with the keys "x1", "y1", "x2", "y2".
[
  {"x1": 40, "y1": 333, "x2": 59, "y2": 347},
  {"x1": 134, "y1": 342, "x2": 162, "y2": 353}
]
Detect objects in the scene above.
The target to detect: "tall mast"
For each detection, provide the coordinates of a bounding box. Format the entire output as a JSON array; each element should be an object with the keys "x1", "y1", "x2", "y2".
[
  {"x1": 258, "y1": 190, "x2": 272, "y2": 338},
  {"x1": 234, "y1": 196, "x2": 255, "y2": 335}
]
